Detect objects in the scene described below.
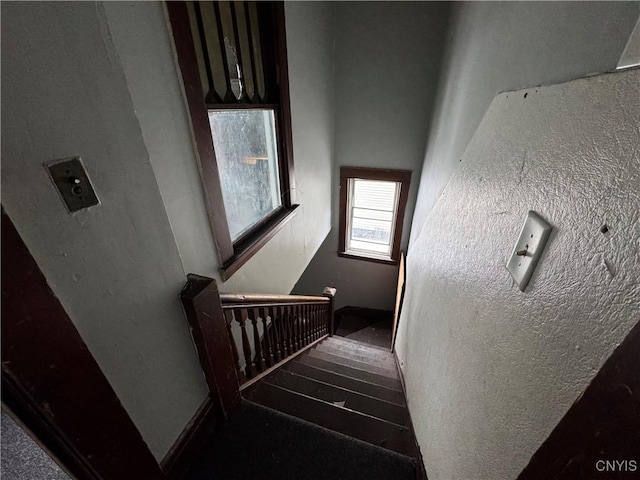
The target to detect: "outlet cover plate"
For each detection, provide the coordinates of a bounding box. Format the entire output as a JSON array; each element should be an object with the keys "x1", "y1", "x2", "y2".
[
  {"x1": 45, "y1": 157, "x2": 99, "y2": 213},
  {"x1": 506, "y1": 211, "x2": 552, "y2": 291}
]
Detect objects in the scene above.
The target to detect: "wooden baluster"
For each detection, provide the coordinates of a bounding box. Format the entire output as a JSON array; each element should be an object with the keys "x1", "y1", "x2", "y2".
[
  {"x1": 234, "y1": 308, "x2": 256, "y2": 379},
  {"x1": 316, "y1": 305, "x2": 322, "y2": 338},
  {"x1": 287, "y1": 305, "x2": 295, "y2": 354},
  {"x1": 259, "y1": 307, "x2": 274, "y2": 367},
  {"x1": 321, "y1": 305, "x2": 329, "y2": 335},
  {"x1": 292, "y1": 304, "x2": 299, "y2": 352},
  {"x1": 223, "y1": 309, "x2": 243, "y2": 383},
  {"x1": 282, "y1": 305, "x2": 293, "y2": 355},
  {"x1": 278, "y1": 305, "x2": 289, "y2": 357},
  {"x1": 298, "y1": 304, "x2": 305, "y2": 348},
  {"x1": 300, "y1": 304, "x2": 308, "y2": 347},
  {"x1": 252, "y1": 307, "x2": 266, "y2": 372},
  {"x1": 269, "y1": 306, "x2": 282, "y2": 362},
  {"x1": 309, "y1": 304, "x2": 315, "y2": 341}
]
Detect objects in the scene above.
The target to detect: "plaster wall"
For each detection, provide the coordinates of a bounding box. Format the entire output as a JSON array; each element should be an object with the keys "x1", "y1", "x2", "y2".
[
  {"x1": 293, "y1": 2, "x2": 451, "y2": 310},
  {"x1": 410, "y1": 2, "x2": 640, "y2": 243},
  {"x1": 1, "y1": 2, "x2": 207, "y2": 459},
  {"x1": 395, "y1": 69, "x2": 640, "y2": 480},
  {"x1": 1, "y1": 0, "x2": 336, "y2": 460}
]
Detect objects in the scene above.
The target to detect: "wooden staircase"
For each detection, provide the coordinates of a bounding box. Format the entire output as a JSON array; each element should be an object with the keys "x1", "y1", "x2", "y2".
[
  {"x1": 244, "y1": 335, "x2": 417, "y2": 458},
  {"x1": 180, "y1": 277, "x2": 424, "y2": 479}
]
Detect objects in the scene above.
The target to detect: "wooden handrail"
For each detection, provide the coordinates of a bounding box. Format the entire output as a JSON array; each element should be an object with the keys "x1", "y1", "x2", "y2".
[{"x1": 220, "y1": 293, "x2": 331, "y2": 308}]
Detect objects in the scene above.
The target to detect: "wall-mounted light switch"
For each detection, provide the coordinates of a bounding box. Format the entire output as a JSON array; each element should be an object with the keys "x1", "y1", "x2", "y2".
[
  {"x1": 45, "y1": 157, "x2": 99, "y2": 213},
  {"x1": 506, "y1": 211, "x2": 552, "y2": 291}
]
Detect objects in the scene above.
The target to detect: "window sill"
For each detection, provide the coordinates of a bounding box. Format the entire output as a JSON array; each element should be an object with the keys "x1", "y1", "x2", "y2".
[
  {"x1": 337, "y1": 251, "x2": 399, "y2": 266},
  {"x1": 221, "y1": 205, "x2": 299, "y2": 280}
]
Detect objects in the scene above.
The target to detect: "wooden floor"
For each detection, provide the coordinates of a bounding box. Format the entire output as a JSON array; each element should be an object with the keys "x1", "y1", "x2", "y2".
[
  {"x1": 335, "y1": 310, "x2": 394, "y2": 349},
  {"x1": 243, "y1": 336, "x2": 416, "y2": 458}
]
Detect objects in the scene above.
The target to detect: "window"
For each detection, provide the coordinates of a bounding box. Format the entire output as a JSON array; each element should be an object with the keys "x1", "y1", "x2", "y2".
[
  {"x1": 339, "y1": 167, "x2": 411, "y2": 265},
  {"x1": 167, "y1": 1, "x2": 297, "y2": 280}
]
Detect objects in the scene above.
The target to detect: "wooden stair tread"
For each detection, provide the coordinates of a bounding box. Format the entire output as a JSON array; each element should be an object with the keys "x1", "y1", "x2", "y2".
[
  {"x1": 245, "y1": 382, "x2": 415, "y2": 456},
  {"x1": 327, "y1": 335, "x2": 391, "y2": 353},
  {"x1": 282, "y1": 361, "x2": 406, "y2": 405},
  {"x1": 265, "y1": 369, "x2": 409, "y2": 426},
  {"x1": 307, "y1": 349, "x2": 399, "y2": 379},
  {"x1": 296, "y1": 355, "x2": 402, "y2": 391},
  {"x1": 316, "y1": 341, "x2": 397, "y2": 368}
]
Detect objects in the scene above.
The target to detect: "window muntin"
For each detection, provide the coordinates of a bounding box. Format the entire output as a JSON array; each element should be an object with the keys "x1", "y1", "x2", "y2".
[
  {"x1": 168, "y1": 1, "x2": 296, "y2": 279},
  {"x1": 208, "y1": 109, "x2": 281, "y2": 241},
  {"x1": 338, "y1": 167, "x2": 411, "y2": 265},
  {"x1": 346, "y1": 179, "x2": 400, "y2": 258}
]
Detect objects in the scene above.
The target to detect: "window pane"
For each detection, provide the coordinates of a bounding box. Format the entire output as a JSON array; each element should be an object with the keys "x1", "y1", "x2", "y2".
[
  {"x1": 351, "y1": 217, "x2": 392, "y2": 245},
  {"x1": 348, "y1": 179, "x2": 399, "y2": 257},
  {"x1": 208, "y1": 109, "x2": 282, "y2": 241}
]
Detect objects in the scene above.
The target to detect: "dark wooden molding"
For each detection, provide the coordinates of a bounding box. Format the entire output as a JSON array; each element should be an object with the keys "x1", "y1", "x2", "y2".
[
  {"x1": 166, "y1": 1, "x2": 234, "y2": 263},
  {"x1": 166, "y1": 1, "x2": 296, "y2": 280},
  {"x1": 180, "y1": 275, "x2": 241, "y2": 418},
  {"x1": 518, "y1": 319, "x2": 640, "y2": 480},
  {"x1": 272, "y1": 1, "x2": 296, "y2": 205},
  {"x1": 160, "y1": 396, "x2": 216, "y2": 480},
  {"x1": 338, "y1": 166, "x2": 412, "y2": 263},
  {"x1": 1, "y1": 208, "x2": 164, "y2": 479}
]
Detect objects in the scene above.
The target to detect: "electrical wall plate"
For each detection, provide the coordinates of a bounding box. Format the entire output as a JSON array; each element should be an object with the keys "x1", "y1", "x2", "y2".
[
  {"x1": 506, "y1": 211, "x2": 552, "y2": 291},
  {"x1": 44, "y1": 157, "x2": 99, "y2": 213}
]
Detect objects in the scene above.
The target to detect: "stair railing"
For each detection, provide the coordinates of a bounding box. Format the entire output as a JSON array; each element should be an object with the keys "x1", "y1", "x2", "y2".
[{"x1": 220, "y1": 287, "x2": 336, "y2": 388}]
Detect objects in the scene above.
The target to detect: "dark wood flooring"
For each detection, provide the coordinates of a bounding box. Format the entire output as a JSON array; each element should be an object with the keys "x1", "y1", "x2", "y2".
[{"x1": 335, "y1": 310, "x2": 393, "y2": 350}]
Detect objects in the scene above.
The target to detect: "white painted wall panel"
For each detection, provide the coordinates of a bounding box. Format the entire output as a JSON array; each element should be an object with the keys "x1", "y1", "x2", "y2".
[{"x1": 396, "y1": 69, "x2": 640, "y2": 480}]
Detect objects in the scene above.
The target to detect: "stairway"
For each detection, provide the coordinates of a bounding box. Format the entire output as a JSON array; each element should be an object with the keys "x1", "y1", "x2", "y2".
[{"x1": 244, "y1": 336, "x2": 417, "y2": 458}]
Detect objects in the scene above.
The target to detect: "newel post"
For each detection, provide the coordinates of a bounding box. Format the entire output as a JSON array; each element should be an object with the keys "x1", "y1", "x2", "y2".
[
  {"x1": 180, "y1": 274, "x2": 241, "y2": 419},
  {"x1": 322, "y1": 287, "x2": 337, "y2": 336}
]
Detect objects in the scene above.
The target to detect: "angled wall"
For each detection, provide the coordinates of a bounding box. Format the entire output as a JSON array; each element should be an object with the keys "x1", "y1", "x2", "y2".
[{"x1": 396, "y1": 68, "x2": 640, "y2": 479}]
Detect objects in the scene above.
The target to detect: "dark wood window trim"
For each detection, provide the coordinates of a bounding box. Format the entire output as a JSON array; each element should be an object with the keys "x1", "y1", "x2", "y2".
[
  {"x1": 338, "y1": 167, "x2": 411, "y2": 266},
  {"x1": 166, "y1": 2, "x2": 297, "y2": 281}
]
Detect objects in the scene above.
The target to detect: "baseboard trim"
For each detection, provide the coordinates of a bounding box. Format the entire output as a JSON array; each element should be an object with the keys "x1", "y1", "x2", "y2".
[
  {"x1": 393, "y1": 352, "x2": 429, "y2": 480},
  {"x1": 160, "y1": 396, "x2": 216, "y2": 479}
]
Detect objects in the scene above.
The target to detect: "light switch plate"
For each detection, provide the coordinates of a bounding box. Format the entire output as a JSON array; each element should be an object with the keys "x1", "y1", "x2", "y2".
[
  {"x1": 45, "y1": 157, "x2": 99, "y2": 213},
  {"x1": 506, "y1": 211, "x2": 552, "y2": 291}
]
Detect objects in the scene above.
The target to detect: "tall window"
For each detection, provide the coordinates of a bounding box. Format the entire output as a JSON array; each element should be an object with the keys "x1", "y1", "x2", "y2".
[
  {"x1": 339, "y1": 167, "x2": 411, "y2": 265},
  {"x1": 167, "y1": 1, "x2": 297, "y2": 280}
]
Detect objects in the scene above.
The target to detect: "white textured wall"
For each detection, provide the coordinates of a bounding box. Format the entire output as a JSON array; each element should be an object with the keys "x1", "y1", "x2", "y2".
[
  {"x1": 1, "y1": 0, "x2": 335, "y2": 460},
  {"x1": 395, "y1": 69, "x2": 640, "y2": 480},
  {"x1": 293, "y1": 2, "x2": 451, "y2": 310},
  {"x1": 410, "y1": 2, "x2": 640, "y2": 244}
]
